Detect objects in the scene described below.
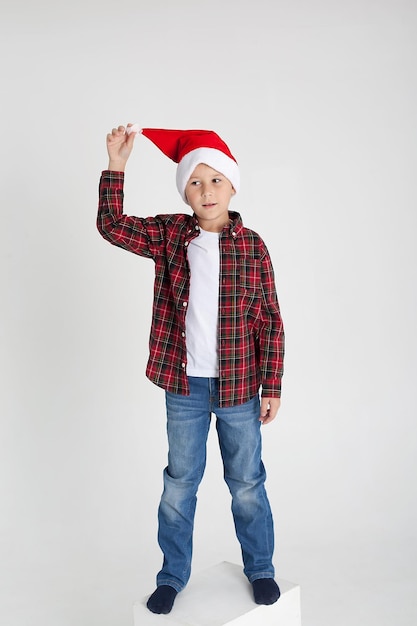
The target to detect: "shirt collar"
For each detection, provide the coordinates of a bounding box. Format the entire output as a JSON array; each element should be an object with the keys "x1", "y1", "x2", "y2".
[
  {"x1": 189, "y1": 211, "x2": 243, "y2": 239},
  {"x1": 225, "y1": 211, "x2": 243, "y2": 238}
]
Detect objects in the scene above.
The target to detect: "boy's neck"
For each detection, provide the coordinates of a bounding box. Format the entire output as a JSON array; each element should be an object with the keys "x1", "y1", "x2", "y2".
[{"x1": 196, "y1": 217, "x2": 232, "y2": 233}]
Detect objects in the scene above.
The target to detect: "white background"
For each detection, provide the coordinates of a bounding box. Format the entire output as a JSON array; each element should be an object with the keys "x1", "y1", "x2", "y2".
[{"x1": 1, "y1": 1, "x2": 416, "y2": 625}]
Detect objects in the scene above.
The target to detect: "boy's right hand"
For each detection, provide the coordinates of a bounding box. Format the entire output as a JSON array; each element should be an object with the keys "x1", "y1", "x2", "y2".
[{"x1": 106, "y1": 124, "x2": 138, "y2": 172}]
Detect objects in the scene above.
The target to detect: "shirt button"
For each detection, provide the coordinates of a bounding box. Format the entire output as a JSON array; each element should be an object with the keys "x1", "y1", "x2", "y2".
[
  {"x1": 181, "y1": 332, "x2": 185, "y2": 338},
  {"x1": 232, "y1": 231, "x2": 237, "y2": 237},
  {"x1": 184, "y1": 241, "x2": 189, "y2": 246},
  {"x1": 195, "y1": 225, "x2": 200, "y2": 230},
  {"x1": 183, "y1": 301, "x2": 188, "y2": 307},
  {"x1": 181, "y1": 362, "x2": 186, "y2": 368}
]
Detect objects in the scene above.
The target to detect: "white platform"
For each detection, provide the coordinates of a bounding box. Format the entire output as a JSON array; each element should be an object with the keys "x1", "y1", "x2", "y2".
[{"x1": 133, "y1": 561, "x2": 301, "y2": 625}]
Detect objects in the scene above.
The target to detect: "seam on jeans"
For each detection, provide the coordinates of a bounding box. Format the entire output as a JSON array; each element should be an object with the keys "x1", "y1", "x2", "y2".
[
  {"x1": 156, "y1": 578, "x2": 183, "y2": 593},
  {"x1": 248, "y1": 571, "x2": 275, "y2": 583}
]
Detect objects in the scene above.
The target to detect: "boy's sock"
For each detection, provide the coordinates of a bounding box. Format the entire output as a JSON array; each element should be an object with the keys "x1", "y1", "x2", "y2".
[
  {"x1": 146, "y1": 585, "x2": 178, "y2": 614},
  {"x1": 252, "y1": 578, "x2": 281, "y2": 605}
]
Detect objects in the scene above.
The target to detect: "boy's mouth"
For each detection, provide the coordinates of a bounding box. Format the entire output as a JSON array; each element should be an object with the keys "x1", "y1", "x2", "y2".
[{"x1": 202, "y1": 202, "x2": 217, "y2": 208}]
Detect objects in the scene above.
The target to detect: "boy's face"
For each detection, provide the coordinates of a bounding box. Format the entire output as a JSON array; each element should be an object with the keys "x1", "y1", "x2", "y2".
[{"x1": 185, "y1": 163, "x2": 235, "y2": 232}]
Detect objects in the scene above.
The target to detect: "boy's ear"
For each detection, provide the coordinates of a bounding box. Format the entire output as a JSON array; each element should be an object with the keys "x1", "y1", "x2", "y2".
[{"x1": 231, "y1": 188, "x2": 236, "y2": 195}]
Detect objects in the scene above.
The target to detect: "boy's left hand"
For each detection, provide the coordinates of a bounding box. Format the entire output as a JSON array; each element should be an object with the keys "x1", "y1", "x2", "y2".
[{"x1": 259, "y1": 397, "x2": 281, "y2": 425}]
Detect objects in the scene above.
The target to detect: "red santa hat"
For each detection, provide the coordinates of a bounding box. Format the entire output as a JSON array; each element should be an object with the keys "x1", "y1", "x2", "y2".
[{"x1": 129, "y1": 127, "x2": 240, "y2": 204}]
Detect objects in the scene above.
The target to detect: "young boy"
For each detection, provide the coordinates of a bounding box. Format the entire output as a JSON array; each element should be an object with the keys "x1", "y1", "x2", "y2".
[{"x1": 97, "y1": 125, "x2": 285, "y2": 615}]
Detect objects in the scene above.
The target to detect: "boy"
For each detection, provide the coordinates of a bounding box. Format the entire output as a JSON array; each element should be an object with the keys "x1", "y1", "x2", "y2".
[{"x1": 97, "y1": 125, "x2": 285, "y2": 615}]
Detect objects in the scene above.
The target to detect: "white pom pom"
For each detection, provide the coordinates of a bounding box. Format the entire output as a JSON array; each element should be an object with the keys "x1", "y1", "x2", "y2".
[{"x1": 126, "y1": 123, "x2": 141, "y2": 135}]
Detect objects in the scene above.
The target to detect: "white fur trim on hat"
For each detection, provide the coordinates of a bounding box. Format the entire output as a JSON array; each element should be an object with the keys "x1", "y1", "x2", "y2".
[{"x1": 176, "y1": 147, "x2": 240, "y2": 205}]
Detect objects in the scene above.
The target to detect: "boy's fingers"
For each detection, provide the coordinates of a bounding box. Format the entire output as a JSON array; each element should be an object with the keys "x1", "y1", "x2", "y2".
[
  {"x1": 126, "y1": 131, "x2": 136, "y2": 148},
  {"x1": 108, "y1": 125, "x2": 138, "y2": 147},
  {"x1": 109, "y1": 126, "x2": 125, "y2": 137},
  {"x1": 260, "y1": 397, "x2": 269, "y2": 418},
  {"x1": 259, "y1": 397, "x2": 281, "y2": 425}
]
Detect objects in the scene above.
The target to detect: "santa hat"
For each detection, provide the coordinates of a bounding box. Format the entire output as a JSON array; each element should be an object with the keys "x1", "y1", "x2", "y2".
[{"x1": 128, "y1": 126, "x2": 240, "y2": 204}]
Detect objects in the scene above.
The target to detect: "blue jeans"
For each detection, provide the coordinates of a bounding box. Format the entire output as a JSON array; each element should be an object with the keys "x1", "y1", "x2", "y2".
[{"x1": 156, "y1": 376, "x2": 275, "y2": 592}]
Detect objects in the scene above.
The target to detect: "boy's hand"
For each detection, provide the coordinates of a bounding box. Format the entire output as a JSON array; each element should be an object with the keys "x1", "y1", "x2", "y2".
[
  {"x1": 106, "y1": 124, "x2": 138, "y2": 172},
  {"x1": 259, "y1": 397, "x2": 281, "y2": 425}
]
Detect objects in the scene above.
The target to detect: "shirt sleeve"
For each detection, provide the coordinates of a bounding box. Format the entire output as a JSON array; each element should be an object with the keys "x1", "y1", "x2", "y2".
[
  {"x1": 97, "y1": 170, "x2": 164, "y2": 259},
  {"x1": 257, "y1": 243, "x2": 285, "y2": 398}
]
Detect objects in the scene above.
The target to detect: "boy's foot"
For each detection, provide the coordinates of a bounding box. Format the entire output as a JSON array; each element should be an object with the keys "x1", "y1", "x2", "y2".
[
  {"x1": 146, "y1": 585, "x2": 178, "y2": 614},
  {"x1": 252, "y1": 578, "x2": 281, "y2": 605}
]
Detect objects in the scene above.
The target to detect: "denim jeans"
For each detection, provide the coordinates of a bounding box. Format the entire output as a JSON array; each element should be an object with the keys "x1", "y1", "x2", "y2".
[{"x1": 156, "y1": 376, "x2": 275, "y2": 592}]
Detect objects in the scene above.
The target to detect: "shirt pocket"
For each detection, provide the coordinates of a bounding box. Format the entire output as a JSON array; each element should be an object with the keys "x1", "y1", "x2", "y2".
[
  {"x1": 239, "y1": 258, "x2": 261, "y2": 292},
  {"x1": 238, "y1": 259, "x2": 262, "y2": 321}
]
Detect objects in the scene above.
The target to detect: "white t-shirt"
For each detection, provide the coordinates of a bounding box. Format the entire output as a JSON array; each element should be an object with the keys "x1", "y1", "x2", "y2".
[{"x1": 185, "y1": 228, "x2": 220, "y2": 377}]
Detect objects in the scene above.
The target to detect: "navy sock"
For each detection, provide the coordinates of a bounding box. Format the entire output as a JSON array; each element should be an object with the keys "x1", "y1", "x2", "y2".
[
  {"x1": 252, "y1": 578, "x2": 281, "y2": 605},
  {"x1": 146, "y1": 585, "x2": 178, "y2": 614}
]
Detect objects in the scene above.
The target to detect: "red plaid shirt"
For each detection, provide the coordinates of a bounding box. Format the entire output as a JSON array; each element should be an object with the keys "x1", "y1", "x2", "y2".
[{"x1": 97, "y1": 171, "x2": 284, "y2": 407}]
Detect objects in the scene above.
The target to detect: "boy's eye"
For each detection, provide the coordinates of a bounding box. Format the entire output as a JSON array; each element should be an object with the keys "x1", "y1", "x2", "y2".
[
  {"x1": 190, "y1": 180, "x2": 201, "y2": 186},
  {"x1": 213, "y1": 178, "x2": 221, "y2": 183}
]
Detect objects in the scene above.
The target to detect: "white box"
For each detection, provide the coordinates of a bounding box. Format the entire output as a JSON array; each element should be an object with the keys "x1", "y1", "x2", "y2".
[{"x1": 133, "y1": 561, "x2": 301, "y2": 625}]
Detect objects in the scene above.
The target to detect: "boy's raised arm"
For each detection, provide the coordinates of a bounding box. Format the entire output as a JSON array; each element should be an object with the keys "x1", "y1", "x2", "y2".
[{"x1": 106, "y1": 124, "x2": 138, "y2": 172}]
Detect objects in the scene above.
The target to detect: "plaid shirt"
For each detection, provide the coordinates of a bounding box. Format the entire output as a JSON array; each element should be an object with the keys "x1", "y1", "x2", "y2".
[{"x1": 97, "y1": 171, "x2": 284, "y2": 407}]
